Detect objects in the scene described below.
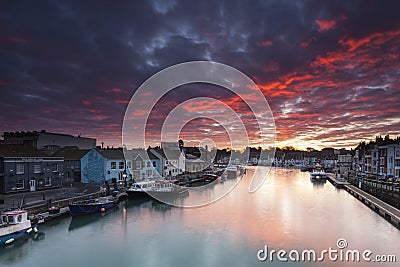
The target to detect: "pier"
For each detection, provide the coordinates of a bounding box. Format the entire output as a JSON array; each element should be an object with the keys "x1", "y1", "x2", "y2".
[
  {"x1": 344, "y1": 184, "x2": 400, "y2": 229},
  {"x1": 326, "y1": 173, "x2": 350, "y2": 188}
]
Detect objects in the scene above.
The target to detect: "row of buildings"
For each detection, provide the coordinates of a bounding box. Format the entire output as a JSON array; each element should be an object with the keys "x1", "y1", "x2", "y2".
[
  {"x1": 1, "y1": 130, "x2": 399, "y2": 194},
  {"x1": 354, "y1": 135, "x2": 400, "y2": 178},
  {"x1": 0, "y1": 131, "x2": 209, "y2": 194}
]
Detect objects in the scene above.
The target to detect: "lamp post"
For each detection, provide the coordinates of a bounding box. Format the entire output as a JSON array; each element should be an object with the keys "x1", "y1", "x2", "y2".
[{"x1": 123, "y1": 171, "x2": 127, "y2": 187}]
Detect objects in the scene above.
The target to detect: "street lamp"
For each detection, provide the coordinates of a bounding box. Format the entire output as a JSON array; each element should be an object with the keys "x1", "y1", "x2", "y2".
[{"x1": 122, "y1": 171, "x2": 127, "y2": 187}]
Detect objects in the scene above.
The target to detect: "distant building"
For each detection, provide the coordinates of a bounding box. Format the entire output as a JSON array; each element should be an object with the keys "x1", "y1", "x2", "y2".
[
  {"x1": 161, "y1": 142, "x2": 181, "y2": 150},
  {"x1": 1, "y1": 130, "x2": 96, "y2": 153},
  {"x1": 0, "y1": 144, "x2": 63, "y2": 194},
  {"x1": 53, "y1": 146, "x2": 89, "y2": 183},
  {"x1": 338, "y1": 154, "x2": 352, "y2": 178}
]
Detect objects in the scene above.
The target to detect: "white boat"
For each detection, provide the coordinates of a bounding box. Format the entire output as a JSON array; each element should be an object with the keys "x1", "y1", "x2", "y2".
[
  {"x1": 1, "y1": 210, "x2": 37, "y2": 246},
  {"x1": 310, "y1": 165, "x2": 327, "y2": 181},
  {"x1": 127, "y1": 180, "x2": 188, "y2": 199}
]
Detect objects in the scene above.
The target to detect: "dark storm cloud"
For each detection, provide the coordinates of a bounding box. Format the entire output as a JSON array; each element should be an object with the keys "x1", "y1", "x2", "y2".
[{"x1": 0, "y1": 0, "x2": 399, "y2": 148}]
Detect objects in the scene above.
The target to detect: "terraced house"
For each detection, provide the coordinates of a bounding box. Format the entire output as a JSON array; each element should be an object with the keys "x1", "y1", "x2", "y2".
[{"x1": 0, "y1": 144, "x2": 63, "y2": 194}]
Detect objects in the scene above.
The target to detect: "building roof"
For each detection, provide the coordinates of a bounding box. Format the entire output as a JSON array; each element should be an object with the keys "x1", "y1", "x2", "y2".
[
  {"x1": 95, "y1": 148, "x2": 125, "y2": 160},
  {"x1": 151, "y1": 147, "x2": 183, "y2": 160},
  {"x1": 124, "y1": 149, "x2": 158, "y2": 160},
  {"x1": 53, "y1": 146, "x2": 90, "y2": 160},
  {"x1": 0, "y1": 144, "x2": 49, "y2": 157}
]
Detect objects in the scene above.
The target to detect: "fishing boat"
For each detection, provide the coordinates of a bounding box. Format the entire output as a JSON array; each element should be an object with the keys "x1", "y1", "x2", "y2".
[
  {"x1": 1, "y1": 210, "x2": 37, "y2": 246},
  {"x1": 68, "y1": 196, "x2": 119, "y2": 217},
  {"x1": 310, "y1": 165, "x2": 327, "y2": 181},
  {"x1": 127, "y1": 180, "x2": 188, "y2": 199}
]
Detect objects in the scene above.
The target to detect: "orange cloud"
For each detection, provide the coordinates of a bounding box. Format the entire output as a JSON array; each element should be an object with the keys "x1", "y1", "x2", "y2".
[
  {"x1": 339, "y1": 29, "x2": 400, "y2": 52},
  {"x1": 315, "y1": 19, "x2": 337, "y2": 32}
]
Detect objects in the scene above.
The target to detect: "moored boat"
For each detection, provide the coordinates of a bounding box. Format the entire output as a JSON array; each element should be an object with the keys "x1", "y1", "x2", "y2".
[
  {"x1": 1, "y1": 210, "x2": 37, "y2": 246},
  {"x1": 310, "y1": 165, "x2": 327, "y2": 181},
  {"x1": 127, "y1": 180, "x2": 188, "y2": 199},
  {"x1": 68, "y1": 196, "x2": 119, "y2": 217}
]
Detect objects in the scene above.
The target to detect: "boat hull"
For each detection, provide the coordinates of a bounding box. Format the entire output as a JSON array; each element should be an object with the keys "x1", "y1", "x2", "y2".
[
  {"x1": 126, "y1": 190, "x2": 151, "y2": 199},
  {"x1": 0, "y1": 226, "x2": 35, "y2": 246},
  {"x1": 127, "y1": 188, "x2": 188, "y2": 199},
  {"x1": 69, "y1": 200, "x2": 119, "y2": 216}
]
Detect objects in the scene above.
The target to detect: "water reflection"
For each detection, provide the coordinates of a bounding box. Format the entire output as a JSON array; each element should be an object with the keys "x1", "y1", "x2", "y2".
[{"x1": 1, "y1": 167, "x2": 399, "y2": 267}]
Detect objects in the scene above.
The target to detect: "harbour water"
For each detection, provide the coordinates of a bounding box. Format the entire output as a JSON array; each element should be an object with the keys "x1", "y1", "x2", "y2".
[{"x1": 1, "y1": 167, "x2": 399, "y2": 266}]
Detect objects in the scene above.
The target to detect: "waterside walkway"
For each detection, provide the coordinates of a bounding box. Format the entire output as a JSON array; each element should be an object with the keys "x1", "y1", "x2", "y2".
[{"x1": 345, "y1": 184, "x2": 400, "y2": 229}]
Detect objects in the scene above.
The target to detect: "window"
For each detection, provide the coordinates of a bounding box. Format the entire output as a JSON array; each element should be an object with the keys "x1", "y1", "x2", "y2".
[
  {"x1": 16, "y1": 179, "x2": 24, "y2": 189},
  {"x1": 147, "y1": 161, "x2": 151, "y2": 168},
  {"x1": 135, "y1": 161, "x2": 141, "y2": 169},
  {"x1": 45, "y1": 177, "x2": 51, "y2": 186},
  {"x1": 146, "y1": 170, "x2": 153, "y2": 177},
  {"x1": 34, "y1": 164, "x2": 41, "y2": 174},
  {"x1": 111, "y1": 162, "x2": 116, "y2": 169},
  {"x1": 152, "y1": 161, "x2": 156, "y2": 168},
  {"x1": 127, "y1": 161, "x2": 132, "y2": 169},
  {"x1": 52, "y1": 163, "x2": 58, "y2": 172},
  {"x1": 16, "y1": 163, "x2": 24, "y2": 174},
  {"x1": 119, "y1": 161, "x2": 125, "y2": 170}
]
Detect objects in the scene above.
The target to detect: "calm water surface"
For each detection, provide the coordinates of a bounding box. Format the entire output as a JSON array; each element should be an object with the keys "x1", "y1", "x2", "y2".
[{"x1": 1, "y1": 167, "x2": 399, "y2": 267}]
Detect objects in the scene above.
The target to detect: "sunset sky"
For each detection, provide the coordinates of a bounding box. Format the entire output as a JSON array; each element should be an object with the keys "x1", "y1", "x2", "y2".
[{"x1": 1, "y1": 1, "x2": 399, "y2": 150}]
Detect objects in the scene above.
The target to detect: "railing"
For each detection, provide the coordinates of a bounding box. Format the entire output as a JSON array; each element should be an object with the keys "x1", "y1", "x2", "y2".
[{"x1": 351, "y1": 176, "x2": 400, "y2": 209}]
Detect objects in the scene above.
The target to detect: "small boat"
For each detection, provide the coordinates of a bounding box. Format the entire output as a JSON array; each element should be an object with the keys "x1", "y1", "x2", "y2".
[
  {"x1": 1, "y1": 210, "x2": 38, "y2": 246},
  {"x1": 127, "y1": 181, "x2": 156, "y2": 199},
  {"x1": 68, "y1": 196, "x2": 119, "y2": 217},
  {"x1": 127, "y1": 180, "x2": 188, "y2": 199},
  {"x1": 310, "y1": 165, "x2": 327, "y2": 181}
]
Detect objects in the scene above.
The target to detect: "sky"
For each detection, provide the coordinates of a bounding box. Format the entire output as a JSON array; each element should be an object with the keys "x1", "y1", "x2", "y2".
[{"x1": 0, "y1": 0, "x2": 399, "y2": 150}]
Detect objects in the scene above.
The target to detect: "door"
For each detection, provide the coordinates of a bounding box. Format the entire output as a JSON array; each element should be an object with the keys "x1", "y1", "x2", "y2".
[{"x1": 29, "y1": 179, "x2": 36, "y2": 192}]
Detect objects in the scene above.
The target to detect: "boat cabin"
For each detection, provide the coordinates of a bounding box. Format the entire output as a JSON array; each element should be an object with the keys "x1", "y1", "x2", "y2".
[{"x1": 0, "y1": 210, "x2": 29, "y2": 226}]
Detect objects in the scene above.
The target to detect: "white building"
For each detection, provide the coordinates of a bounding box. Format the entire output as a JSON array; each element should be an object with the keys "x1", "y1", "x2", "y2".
[{"x1": 150, "y1": 148, "x2": 185, "y2": 178}]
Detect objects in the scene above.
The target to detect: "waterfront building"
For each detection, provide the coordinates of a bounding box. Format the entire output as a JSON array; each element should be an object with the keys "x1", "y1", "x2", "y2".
[
  {"x1": 185, "y1": 154, "x2": 205, "y2": 173},
  {"x1": 395, "y1": 144, "x2": 400, "y2": 178},
  {"x1": 378, "y1": 146, "x2": 387, "y2": 176},
  {"x1": 81, "y1": 148, "x2": 128, "y2": 184},
  {"x1": 355, "y1": 135, "x2": 400, "y2": 178},
  {"x1": 0, "y1": 144, "x2": 63, "y2": 194},
  {"x1": 53, "y1": 146, "x2": 90, "y2": 183},
  {"x1": 125, "y1": 149, "x2": 161, "y2": 181},
  {"x1": 386, "y1": 144, "x2": 396, "y2": 177},
  {"x1": 150, "y1": 147, "x2": 185, "y2": 178},
  {"x1": 1, "y1": 130, "x2": 96, "y2": 153},
  {"x1": 337, "y1": 153, "x2": 352, "y2": 178}
]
